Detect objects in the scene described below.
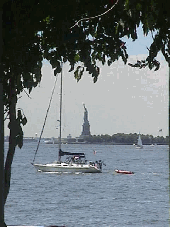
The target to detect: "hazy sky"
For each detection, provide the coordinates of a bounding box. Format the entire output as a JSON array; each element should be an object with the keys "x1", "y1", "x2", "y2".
[{"x1": 5, "y1": 28, "x2": 168, "y2": 138}]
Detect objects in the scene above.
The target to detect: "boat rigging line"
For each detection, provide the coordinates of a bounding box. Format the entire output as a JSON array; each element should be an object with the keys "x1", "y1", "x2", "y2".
[{"x1": 32, "y1": 72, "x2": 59, "y2": 164}]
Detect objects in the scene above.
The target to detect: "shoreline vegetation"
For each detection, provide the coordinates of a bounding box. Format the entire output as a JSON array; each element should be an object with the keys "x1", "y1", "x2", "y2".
[
  {"x1": 50, "y1": 133, "x2": 168, "y2": 145},
  {"x1": 82, "y1": 133, "x2": 169, "y2": 145},
  {"x1": 5, "y1": 133, "x2": 168, "y2": 145}
]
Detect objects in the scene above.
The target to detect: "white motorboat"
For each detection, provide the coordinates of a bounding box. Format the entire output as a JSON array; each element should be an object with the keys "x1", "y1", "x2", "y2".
[
  {"x1": 44, "y1": 137, "x2": 58, "y2": 144},
  {"x1": 32, "y1": 62, "x2": 104, "y2": 173}
]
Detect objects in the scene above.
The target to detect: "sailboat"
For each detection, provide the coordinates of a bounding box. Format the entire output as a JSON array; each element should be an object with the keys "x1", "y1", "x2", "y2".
[
  {"x1": 136, "y1": 133, "x2": 143, "y2": 149},
  {"x1": 33, "y1": 63, "x2": 103, "y2": 173}
]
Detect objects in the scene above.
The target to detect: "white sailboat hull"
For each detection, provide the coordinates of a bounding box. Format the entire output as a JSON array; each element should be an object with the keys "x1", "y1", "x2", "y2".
[
  {"x1": 135, "y1": 145, "x2": 143, "y2": 149},
  {"x1": 33, "y1": 162, "x2": 102, "y2": 173}
]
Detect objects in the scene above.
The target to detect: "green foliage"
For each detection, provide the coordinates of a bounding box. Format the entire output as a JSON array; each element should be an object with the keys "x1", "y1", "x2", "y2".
[
  {"x1": 7, "y1": 109, "x2": 26, "y2": 149},
  {"x1": 2, "y1": 0, "x2": 170, "y2": 99},
  {"x1": 85, "y1": 133, "x2": 169, "y2": 145},
  {"x1": 74, "y1": 65, "x2": 84, "y2": 82},
  {"x1": 74, "y1": 54, "x2": 80, "y2": 62}
]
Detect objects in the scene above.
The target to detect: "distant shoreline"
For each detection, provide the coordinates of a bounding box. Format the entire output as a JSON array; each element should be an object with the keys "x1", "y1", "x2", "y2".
[
  {"x1": 4, "y1": 141, "x2": 168, "y2": 145},
  {"x1": 4, "y1": 136, "x2": 168, "y2": 146},
  {"x1": 64, "y1": 142, "x2": 168, "y2": 145}
]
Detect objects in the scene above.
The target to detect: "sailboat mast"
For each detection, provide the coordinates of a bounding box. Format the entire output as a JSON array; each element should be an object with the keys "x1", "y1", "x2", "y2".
[{"x1": 58, "y1": 62, "x2": 63, "y2": 162}]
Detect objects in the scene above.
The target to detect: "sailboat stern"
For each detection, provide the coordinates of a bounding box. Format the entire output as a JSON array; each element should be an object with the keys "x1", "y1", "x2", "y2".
[{"x1": 33, "y1": 163, "x2": 61, "y2": 172}]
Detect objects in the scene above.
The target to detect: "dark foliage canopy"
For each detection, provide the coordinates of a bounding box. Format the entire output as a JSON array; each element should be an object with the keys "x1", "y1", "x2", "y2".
[{"x1": 2, "y1": 0, "x2": 169, "y2": 122}]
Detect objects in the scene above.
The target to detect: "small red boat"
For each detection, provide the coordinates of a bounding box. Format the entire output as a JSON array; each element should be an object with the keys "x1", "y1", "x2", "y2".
[{"x1": 115, "y1": 169, "x2": 134, "y2": 174}]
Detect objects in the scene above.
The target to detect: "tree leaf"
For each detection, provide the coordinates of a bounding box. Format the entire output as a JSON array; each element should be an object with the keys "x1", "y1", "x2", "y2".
[
  {"x1": 15, "y1": 124, "x2": 23, "y2": 149},
  {"x1": 74, "y1": 54, "x2": 80, "y2": 62},
  {"x1": 74, "y1": 66, "x2": 84, "y2": 82},
  {"x1": 22, "y1": 117, "x2": 27, "y2": 126},
  {"x1": 17, "y1": 110, "x2": 22, "y2": 120}
]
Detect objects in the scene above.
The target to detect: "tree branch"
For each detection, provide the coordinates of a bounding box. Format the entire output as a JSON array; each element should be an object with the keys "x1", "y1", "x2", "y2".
[
  {"x1": 70, "y1": 0, "x2": 119, "y2": 30},
  {"x1": 23, "y1": 89, "x2": 32, "y2": 99}
]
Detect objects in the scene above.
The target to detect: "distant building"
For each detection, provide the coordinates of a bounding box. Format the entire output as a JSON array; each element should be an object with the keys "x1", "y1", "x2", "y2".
[
  {"x1": 80, "y1": 104, "x2": 91, "y2": 138},
  {"x1": 67, "y1": 134, "x2": 76, "y2": 143}
]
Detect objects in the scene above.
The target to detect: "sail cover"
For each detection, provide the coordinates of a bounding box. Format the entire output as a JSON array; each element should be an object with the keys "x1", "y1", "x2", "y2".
[{"x1": 59, "y1": 149, "x2": 85, "y2": 158}]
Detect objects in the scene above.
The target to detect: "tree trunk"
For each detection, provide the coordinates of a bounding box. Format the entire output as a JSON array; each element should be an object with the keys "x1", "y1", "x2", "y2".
[
  {"x1": 0, "y1": 83, "x2": 6, "y2": 227},
  {"x1": 4, "y1": 80, "x2": 17, "y2": 206},
  {"x1": 0, "y1": 3, "x2": 7, "y2": 227},
  {"x1": 0, "y1": 83, "x2": 6, "y2": 223}
]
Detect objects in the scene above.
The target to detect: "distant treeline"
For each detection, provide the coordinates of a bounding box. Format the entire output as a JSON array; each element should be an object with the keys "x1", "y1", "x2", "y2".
[{"x1": 85, "y1": 133, "x2": 169, "y2": 145}]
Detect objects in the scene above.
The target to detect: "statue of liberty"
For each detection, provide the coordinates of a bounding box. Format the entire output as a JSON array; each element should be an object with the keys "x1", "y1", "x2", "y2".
[
  {"x1": 83, "y1": 104, "x2": 88, "y2": 122},
  {"x1": 81, "y1": 104, "x2": 91, "y2": 137}
]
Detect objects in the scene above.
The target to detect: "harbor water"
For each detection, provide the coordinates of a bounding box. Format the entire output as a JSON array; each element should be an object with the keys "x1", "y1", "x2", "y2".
[{"x1": 4, "y1": 143, "x2": 169, "y2": 227}]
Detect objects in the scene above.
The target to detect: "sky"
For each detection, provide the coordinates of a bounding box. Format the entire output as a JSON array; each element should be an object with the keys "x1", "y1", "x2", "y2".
[{"x1": 5, "y1": 28, "x2": 168, "y2": 138}]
